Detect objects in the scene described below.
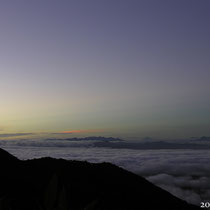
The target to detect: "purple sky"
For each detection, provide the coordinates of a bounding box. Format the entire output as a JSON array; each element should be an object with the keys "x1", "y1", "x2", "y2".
[{"x1": 0, "y1": 0, "x2": 210, "y2": 139}]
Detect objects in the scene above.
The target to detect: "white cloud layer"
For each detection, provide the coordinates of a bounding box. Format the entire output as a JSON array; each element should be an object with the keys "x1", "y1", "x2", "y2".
[{"x1": 1, "y1": 139, "x2": 210, "y2": 206}]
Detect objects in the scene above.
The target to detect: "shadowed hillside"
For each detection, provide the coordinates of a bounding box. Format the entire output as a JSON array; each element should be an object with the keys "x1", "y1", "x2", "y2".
[{"x1": 0, "y1": 148, "x2": 199, "y2": 210}]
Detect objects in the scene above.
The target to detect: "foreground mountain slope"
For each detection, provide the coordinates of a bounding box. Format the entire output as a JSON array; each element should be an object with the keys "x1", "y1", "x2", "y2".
[{"x1": 0, "y1": 148, "x2": 199, "y2": 210}]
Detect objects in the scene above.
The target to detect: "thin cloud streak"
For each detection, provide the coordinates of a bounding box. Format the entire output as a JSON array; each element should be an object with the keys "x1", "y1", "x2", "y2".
[
  {"x1": 60, "y1": 129, "x2": 105, "y2": 134},
  {"x1": 0, "y1": 133, "x2": 34, "y2": 138}
]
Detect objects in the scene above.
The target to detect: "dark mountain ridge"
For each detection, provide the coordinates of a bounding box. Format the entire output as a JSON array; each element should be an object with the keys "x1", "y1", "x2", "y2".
[
  {"x1": 0, "y1": 148, "x2": 199, "y2": 210},
  {"x1": 94, "y1": 140, "x2": 210, "y2": 150},
  {"x1": 47, "y1": 136, "x2": 123, "y2": 142}
]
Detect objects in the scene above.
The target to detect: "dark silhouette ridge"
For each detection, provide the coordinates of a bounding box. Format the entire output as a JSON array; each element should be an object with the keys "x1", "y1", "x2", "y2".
[
  {"x1": 0, "y1": 148, "x2": 199, "y2": 210},
  {"x1": 198, "y1": 136, "x2": 210, "y2": 141},
  {"x1": 47, "y1": 136, "x2": 123, "y2": 142},
  {"x1": 94, "y1": 140, "x2": 210, "y2": 150},
  {"x1": 0, "y1": 148, "x2": 18, "y2": 162}
]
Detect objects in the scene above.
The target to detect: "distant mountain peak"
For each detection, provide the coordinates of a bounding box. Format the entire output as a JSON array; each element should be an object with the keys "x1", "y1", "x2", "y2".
[
  {"x1": 48, "y1": 136, "x2": 124, "y2": 142},
  {"x1": 199, "y1": 136, "x2": 210, "y2": 141}
]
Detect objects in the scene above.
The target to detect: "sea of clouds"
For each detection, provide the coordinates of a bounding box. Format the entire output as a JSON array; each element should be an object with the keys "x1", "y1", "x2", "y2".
[{"x1": 0, "y1": 138, "x2": 210, "y2": 206}]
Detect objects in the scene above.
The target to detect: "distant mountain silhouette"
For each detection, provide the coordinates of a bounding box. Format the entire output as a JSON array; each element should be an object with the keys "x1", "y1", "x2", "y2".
[
  {"x1": 198, "y1": 136, "x2": 210, "y2": 141},
  {"x1": 0, "y1": 148, "x2": 199, "y2": 210},
  {"x1": 48, "y1": 136, "x2": 123, "y2": 142},
  {"x1": 94, "y1": 141, "x2": 210, "y2": 150}
]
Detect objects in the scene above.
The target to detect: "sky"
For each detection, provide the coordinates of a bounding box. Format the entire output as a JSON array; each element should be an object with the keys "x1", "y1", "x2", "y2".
[{"x1": 0, "y1": 0, "x2": 210, "y2": 139}]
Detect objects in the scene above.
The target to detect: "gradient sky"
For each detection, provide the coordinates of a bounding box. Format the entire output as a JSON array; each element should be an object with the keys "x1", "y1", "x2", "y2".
[{"x1": 0, "y1": 0, "x2": 210, "y2": 139}]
